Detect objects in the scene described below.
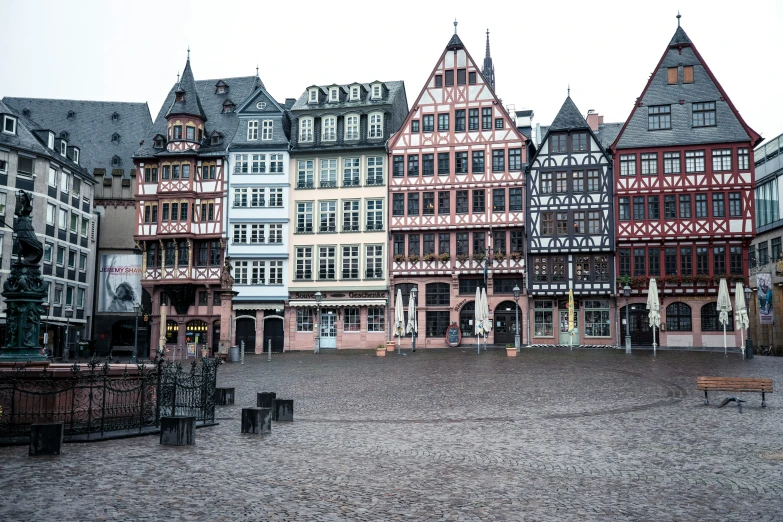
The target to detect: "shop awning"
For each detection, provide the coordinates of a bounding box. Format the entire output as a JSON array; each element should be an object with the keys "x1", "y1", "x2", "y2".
[
  {"x1": 232, "y1": 303, "x2": 285, "y2": 311},
  {"x1": 289, "y1": 299, "x2": 387, "y2": 308}
]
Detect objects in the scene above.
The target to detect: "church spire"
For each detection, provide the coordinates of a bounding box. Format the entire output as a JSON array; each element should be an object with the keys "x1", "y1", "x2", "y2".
[{"x1": 482, "y1": 29, "x2": 495, "y2": 92}]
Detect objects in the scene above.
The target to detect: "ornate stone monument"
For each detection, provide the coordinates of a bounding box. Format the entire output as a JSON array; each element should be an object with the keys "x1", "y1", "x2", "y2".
[
  {"x1": 218, "y1": 256, "x2": 237, "y2": 356},
  {"x1": 0, "y1": 191, "x2": 48, "y2": 362}
]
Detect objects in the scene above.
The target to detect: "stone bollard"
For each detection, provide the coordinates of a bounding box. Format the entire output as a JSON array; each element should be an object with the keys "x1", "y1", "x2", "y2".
[
  {"x1": 241, "y1": 407, "x2": 272, "y2": 434},
  {"x1": 160, "y1": 416, "x2": 195, "y2": 446},
  {"x1": 29, "y1": 422, "x2": 64, "y2": 456},
  {"x1": 256, "y1": 392, "x2": 277, "y2": 408},
  {"x1": 214, "y1": 387, "x2": 235, "y2": 406},
  {"x1": 272, "y1": 399, "x2": 294, "y2": 422}
]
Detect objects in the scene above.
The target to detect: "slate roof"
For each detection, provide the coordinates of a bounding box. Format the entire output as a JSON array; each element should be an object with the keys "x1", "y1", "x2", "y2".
[
  {"x1": 548, "y1": 96, "x2": 590, "y2": 132},
  {"x1": 614, "y1": 25, "x2": 759, "y2": 150},
  {"x1": 290, "y1": 81, "x2": 405, "y2": 112},
  {"x1": 0, "y1": 100, "x2": 49, "y2": 156},
  {"x1": 4, "y1": 97, "x2": 151, "y2": 177},
  {"x1": 166, "y1": 59, "x2": 207, "y2": 121},
  {"x1": 135, "y1": 72, "x2": 258, "y2": 158},
  {"x1": 594, "y1": 122, "x2": 623, "y2": 150}
]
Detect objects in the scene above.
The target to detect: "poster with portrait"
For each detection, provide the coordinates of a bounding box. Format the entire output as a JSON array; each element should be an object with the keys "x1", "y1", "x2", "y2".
[
  {"x1": 98, "y1": 254, "x2": 142, "y2": 313},
  {"x1": 757, "y1": 272, "x2": 774, "y2": 325}
]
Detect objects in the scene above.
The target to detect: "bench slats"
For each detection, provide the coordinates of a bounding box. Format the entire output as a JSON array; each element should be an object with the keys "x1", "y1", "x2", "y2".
[{"x1": 696, "y1": 376, "x2": 773, "y2": 393}]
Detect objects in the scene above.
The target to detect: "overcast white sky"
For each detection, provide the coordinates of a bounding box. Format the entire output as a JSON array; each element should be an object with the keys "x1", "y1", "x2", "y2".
[{"x1": 1, "y1": 0, "x2": 781, "y2": 144}]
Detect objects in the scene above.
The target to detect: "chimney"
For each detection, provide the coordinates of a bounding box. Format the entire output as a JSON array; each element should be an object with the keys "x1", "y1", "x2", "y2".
[{"x1": 586, "y1": 109, "x2": 602, "y2": 131}]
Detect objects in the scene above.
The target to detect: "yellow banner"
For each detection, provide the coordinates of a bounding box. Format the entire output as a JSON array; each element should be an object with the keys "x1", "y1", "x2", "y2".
[{"x1": 568, "y1": 289, "x2": 574, "y2": 333}]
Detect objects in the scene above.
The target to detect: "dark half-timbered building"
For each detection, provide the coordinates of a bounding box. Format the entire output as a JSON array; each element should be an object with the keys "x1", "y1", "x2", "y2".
[
  {"x1": 526, "y1": 96, "x2": 615, "y2": 346},
  {"x1": 388, "y1": 28, "x2": 527, "y2": 348},
  {"x1": 612, "y1": 20, "x2": 761, "y2": 350}
]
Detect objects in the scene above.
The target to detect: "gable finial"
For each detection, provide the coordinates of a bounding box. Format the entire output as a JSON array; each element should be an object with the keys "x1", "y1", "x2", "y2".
[
  {"x1": 454, "y1": 18, "x2": 458, "y2": 35},
  {"x1": 485, "y1": 29, "x2": 491, "y2": 58},
  {"x1": 677, "y1": 11, "x2": 681, "y2": 27},
  {"x1": 176, "y1": 71, "x2": 180, "y2": 84},
  {"x1": 568, "y1": 84, "x2": 570, "y2": 97},
  {"x1": 256, "y1": 64, "x2": 259, "y2": 77},
  {"x1": 187, "y1": 46, "x2": 190, "y2": 61}
]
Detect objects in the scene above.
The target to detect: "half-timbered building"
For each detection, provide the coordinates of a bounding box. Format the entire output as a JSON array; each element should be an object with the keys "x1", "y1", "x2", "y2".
[
  {"x1": 134, "y1": 57, "x2": 258, "y2": 355},
  {"x1": 612, "y1": 20, "x2": 761, "y2": 350},
  {"x1": 526, "y1": 97, "x2": 615, "y2": 346},
  {"x1": 389, "y1": 28, "x2": 527, "y2": 348}
]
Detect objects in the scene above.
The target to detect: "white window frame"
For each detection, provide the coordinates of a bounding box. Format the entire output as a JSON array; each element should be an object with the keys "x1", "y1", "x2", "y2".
[
  {"x1": 54, "y1": 286, "x2": 62, "y2": 305},
  {"x1": 268, "y1": 260, "x2": 283, "y2": 285},
  {"x1": 366, "y1": 198, "x2": 384, "y2": 231},
  {"x1": 371, "y1": 84, "x2": 381, "y2": 99},
  {"x1": 345, "y1": 114, "x2": 359, "y2": 140},
  {"x1": 233, "y1": 224, "x2": 248, "y2": 244},
  {"x1": 268, "y1": 188, "x2": 283, "y2": 207},
  {"x1": 72, "y1": 148, "x2": 79, "y2": 164},
  {"x1": 77, "y1": 288, "x2": 85, "y2": 308},
  {"x1": 261, "y1": 120, "x2": 273, "y2": 140},
  {"x1": 322, "y1": 116, "x2": 337, "y2": 142},
  {"x1": 81, "y1": 217, "x2": 89, "y2": 237},
  {"x1": 320, "y1": 159, "x2": 337, "y2": 186},
  {"x1": 58, "y1": 208, "x2": 67, "y2": 230},
  {"x1": 342, "y1": 245, "x2": 360, "y2": 280},
  {"x1": 367, "y1": 156, "x2": 383, "y2": 185},
  {"x1": 0, "y1": 150, "x2": 6, "y2": 174},
  {"x1": 366, "y1": 244, "x2": 384, "y2": 279},
  {"x1": 350, "y1": 86, "x2": 360, "y2": 101},
  {"x1": 308, "y1": 89, "x2": 318, "y2": 103},
  {"x1": 44, "y1": 242, "x2": 53, "y2": 263},
  {"x1": 60, "y1": 140, "x2": 67, "y2": 157},
  {"x1": 299, "y1": 117, "x2": 313, "y2": 142},
  {"x1": 79, "y1": 252, "x2": 87, "y2": 271},
  {"x1": 69, "y1": 213, "x2": 78, "y2": 234},
  {"x1": 233, "y1": 187, "x2": 248, "y2": 207},
  {"x1": 48, "y1": 166, "x2": 58, "y2": 188},
  {"x1": 46, "y1": 203, "x2": 56, "y2": 226},
  {"x1": 60, "y1": 170, "x2": 70, "y2": 193},
  {"x1": 247, "y1": 120, "x2": 259, "y2": 140},
  {"x1": 251, "y1": 154, "x2": 266, "y2": 173},
  {"x1": 47, "y1": 132, "x2": 55, "y2": 149},
  {"x1": 2, "y1": 115, "x2": 17, "y2": 135},
  {"x1": 56, "y1": 247, "x2": 65, "y2": 267},
  {"x1": 234, "y1": 261, "x2": 249, "y2": 284},
  {"x1": 368, "y1": 112, "x2": 383, "y2": 139},
  {"x1": 268, "y1": 223, "x2": 283, "y2": 243},
  {"x1": 329, "y1": 88, "x2": 339, "y2": 102},
  {"x1": 67, "y1": 249, "x2": 76, "y2": 269},
  {"x1": 269, "y1": 154, "x2": 284, "y2": 173},
  {"x1": 0, "y1": 191, "x2": 6, "y2": 216}
]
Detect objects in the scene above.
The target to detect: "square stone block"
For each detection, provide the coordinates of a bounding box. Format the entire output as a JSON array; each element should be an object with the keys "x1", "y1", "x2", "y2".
[
  {"x1": 29, "y1": 422, "x2": 64, "y2": 456},
  {"x1": 242, "y1": 407, "x2": 272, "y2": 434},
  {"x1": 160, "y1": 416, "x2": 195, "y2": 446},
  {"x1": 273, "y1": 399, "x2": 294, "y2": 422}
]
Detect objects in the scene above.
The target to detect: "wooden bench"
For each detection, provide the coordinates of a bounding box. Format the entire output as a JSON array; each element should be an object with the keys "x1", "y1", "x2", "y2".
[{"x1": 697, "y1": 376, "x2": 772, "y2": 408}]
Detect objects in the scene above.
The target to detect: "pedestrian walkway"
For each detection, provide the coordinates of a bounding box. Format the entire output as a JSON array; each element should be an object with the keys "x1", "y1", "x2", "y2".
[{"x1": 1, "y1": 349, "x2": 782, "y2": 521}]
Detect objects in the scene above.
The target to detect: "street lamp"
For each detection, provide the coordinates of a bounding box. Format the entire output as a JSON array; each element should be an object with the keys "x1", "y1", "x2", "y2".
[
  {"x1": 314, "y1": 291, "x2": 322, "y2": 354},
  {"x1": 410, "y1": 286, "x2": 418, "y2": 353},
  {"x1": 513, "y1": 285, "x2": 521, "y2": 351},
  {"x1": 132, "y1": 304, "x2": 140, "y2": 364},
  {"x1": 64, "y1": 306, "x2": 73, "y2": 362},
  {"x1": 744, "y1": 286, "x2": 753, "y2": 358},
  {"x1": 623, "y1": 285, "x2": 631, "y2": 354}
]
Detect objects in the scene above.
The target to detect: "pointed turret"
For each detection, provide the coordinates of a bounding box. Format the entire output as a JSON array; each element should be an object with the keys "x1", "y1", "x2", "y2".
[
  {"x1": 166, "y1": 57, "x2": 207, "y2": 121},
  {"x1": 482, "y1": 29, "x2": 495, "y2": 92}
]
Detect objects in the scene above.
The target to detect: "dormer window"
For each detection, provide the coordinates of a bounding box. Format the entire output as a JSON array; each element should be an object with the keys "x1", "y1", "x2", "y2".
[
  {"x1": 350, "y1": 86, "x2": 360, "y2": 101},
  {"x1": 60, "y1": 140, "x2": 67, "y2": 157},
  {"x1": 72, "y1": 148, "x2": 80, "y2": 165},
  {"x1": 308, "y1": 89, "x2": 318, "y2": 104},
  {"x1": 47, "y1": 132, "x2": 55, "y2": 149},
  {"x1": 111, "y1": 156, "x2": 121, "y2": 168},
  {"x1": 329, "y1": 88, "x2": 339, "y2": 102},
  {"x1": 153, "y1": 135, "x2": 165, "y2": 149},
  {"x1": 299, "y1": 117, "x2": 314, "y2": 142},
  {"x1": 215, "y1": 80, "x2": 229, "y2": 94},
  {"x1": 111, "y1": 133, "x2": 120, "y2": 143},
  {"x1": 2, "y1": 115, "x2": 17, "y2": 135},
  {"x1": 222, "y1": 100, "x2": 235, "y2": 113},
  {"x1": 175, "y1": 91, "x2": 184, "y2": 103},
  {"x1": 210, "y1": 132, "x2": 223, "y2": 146},
  {"x1": 67, "y1": 110, "x2": 76, "y2": 119},
  {"x1": 322, "y1": 116, "x2": 337, "y2": 141},
  {"x1": 371, "y1": 84, "x2": 382, "y2": 100},
  {"x1": 368, "y1": 112, "x2": 384, "y2": 139},
  {"x1": 111, "y1": 112, "x2": 120, "y2": 121}
]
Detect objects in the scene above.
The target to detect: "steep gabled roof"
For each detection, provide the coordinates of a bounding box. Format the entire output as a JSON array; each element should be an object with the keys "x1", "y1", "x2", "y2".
[
  {"x1": 548, "y1": 96, "x2": 590, "y2": 132},
  {"x1": 0, "y1": 100, "x2": 49, "y2": 156},
  {"x1": 612, "y1": 24, "x2": 761, "y2": 150},
  {"x1": 166, "y1": 59, "x2": 207, "y2": 121},
  {"x1": 3, "y1": 97, "x2": 151, "y2": 175}
]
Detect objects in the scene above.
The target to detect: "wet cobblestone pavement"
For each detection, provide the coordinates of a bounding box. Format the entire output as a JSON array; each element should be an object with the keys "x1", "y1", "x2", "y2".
[{"x1": 2, "y1": 348, "x2": 783, "y2": 521}]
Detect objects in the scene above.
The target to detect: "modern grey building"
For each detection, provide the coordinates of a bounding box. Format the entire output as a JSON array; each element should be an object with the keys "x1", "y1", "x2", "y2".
[{"x1": 4, "y1": 97, "x2": 152, "y2": 357}]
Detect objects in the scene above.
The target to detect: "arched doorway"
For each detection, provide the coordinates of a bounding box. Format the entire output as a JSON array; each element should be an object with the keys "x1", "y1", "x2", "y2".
[
  {"x1": 236, "y1": 316, "x2": 256, "y2": 352},
  {"x1": 263, "y1": 310, "x2": 284, "y2": 353},
  {"x1": 619, "y1": 304, "x2": 652, "y2": 345},
  {"x1": 459, "y1": 302, "x2": 475, "y2": 338},
  {"x1": 494, "y1": 301, "x2": 522, "y2": 346}
]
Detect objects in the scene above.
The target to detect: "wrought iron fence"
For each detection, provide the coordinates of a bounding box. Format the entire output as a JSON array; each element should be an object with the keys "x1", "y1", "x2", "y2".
[{"x1": 0, "y1": 356, "x2": 220, "y2": 444}]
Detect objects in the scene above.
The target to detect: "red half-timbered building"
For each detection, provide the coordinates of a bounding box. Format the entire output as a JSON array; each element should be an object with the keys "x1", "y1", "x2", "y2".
[
  {"x1": 388, "y1": 28, "x2": 527, "y2": 348},
  {"x1": 612, "y1": 21, "x2": 762, "y2": 350},
  {"x1": 134, "y1": 57, "x2": 257, "y2": 354}
]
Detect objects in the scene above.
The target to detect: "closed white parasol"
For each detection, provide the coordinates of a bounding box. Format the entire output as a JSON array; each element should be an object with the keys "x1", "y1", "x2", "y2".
[
  {"x1": 394, "y1": 289, "x2": 405, "y2": 354},
  {"x1": 734, "y1": 282, "x2": 750, "y2": 359},
  {"x1": 405, "y1": 289, "x2": 417, "y2": 351},
  {"x1": 480, "y1": 287, "x2": 492, "y2": 350},
  {"x1": 647, "y1": 278, "x2": 661, "y2": 356},
  {"x1": 717, "y1": 278, "x2": 733, "y2": 356},
  {"x1": 474, "y1": 287, "x2": 483, "y2": 353}
]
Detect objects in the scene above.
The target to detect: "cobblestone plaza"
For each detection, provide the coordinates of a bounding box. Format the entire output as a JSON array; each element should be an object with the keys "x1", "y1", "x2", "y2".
[{"x1": 1, "y1": 349, "x2": 782, "y2": 521}]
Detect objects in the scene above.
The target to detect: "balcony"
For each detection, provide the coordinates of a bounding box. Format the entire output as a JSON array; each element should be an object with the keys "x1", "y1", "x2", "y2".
[
  {"x1": 320, "y1": 180, "x2": 337, "y2": 188},
  {"x1": 295, "y1": 226, "x2": 313, "y2": 234},
  {"x1": 297, "y1": 181, "x2": 314, "y2": 189},
  {"x1": 233, "y1": 167, "x2": 249, "y2": 174},
  {"x1": 366, "y1": 223, "x2": 383, "y2": 231},
  {"x1": 342, "y1": 225, "x2": 359, "y2": 232},
  {"x1": 366, "y1": 177, "x2": 384, "y2": 186},
  {"x1": 319, "y1": 225, "x2": 336, "y2": 233},
  {"x1": 343, "y1": 178, "x2": 360, "y2": 187}
]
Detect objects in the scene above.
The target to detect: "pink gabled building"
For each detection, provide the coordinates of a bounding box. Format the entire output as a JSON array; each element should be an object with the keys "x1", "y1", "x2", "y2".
[{"x1": 388, "y1": 28, "x2": 528, "y2": 348}]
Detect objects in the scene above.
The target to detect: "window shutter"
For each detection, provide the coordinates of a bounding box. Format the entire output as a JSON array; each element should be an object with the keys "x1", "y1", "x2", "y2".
[
  {"x1": 667, "y1": 67, "x2": 678, "y2": 84},
  {"x1": 683, "y1": 66, "x2": 694, "y2": 84}
]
